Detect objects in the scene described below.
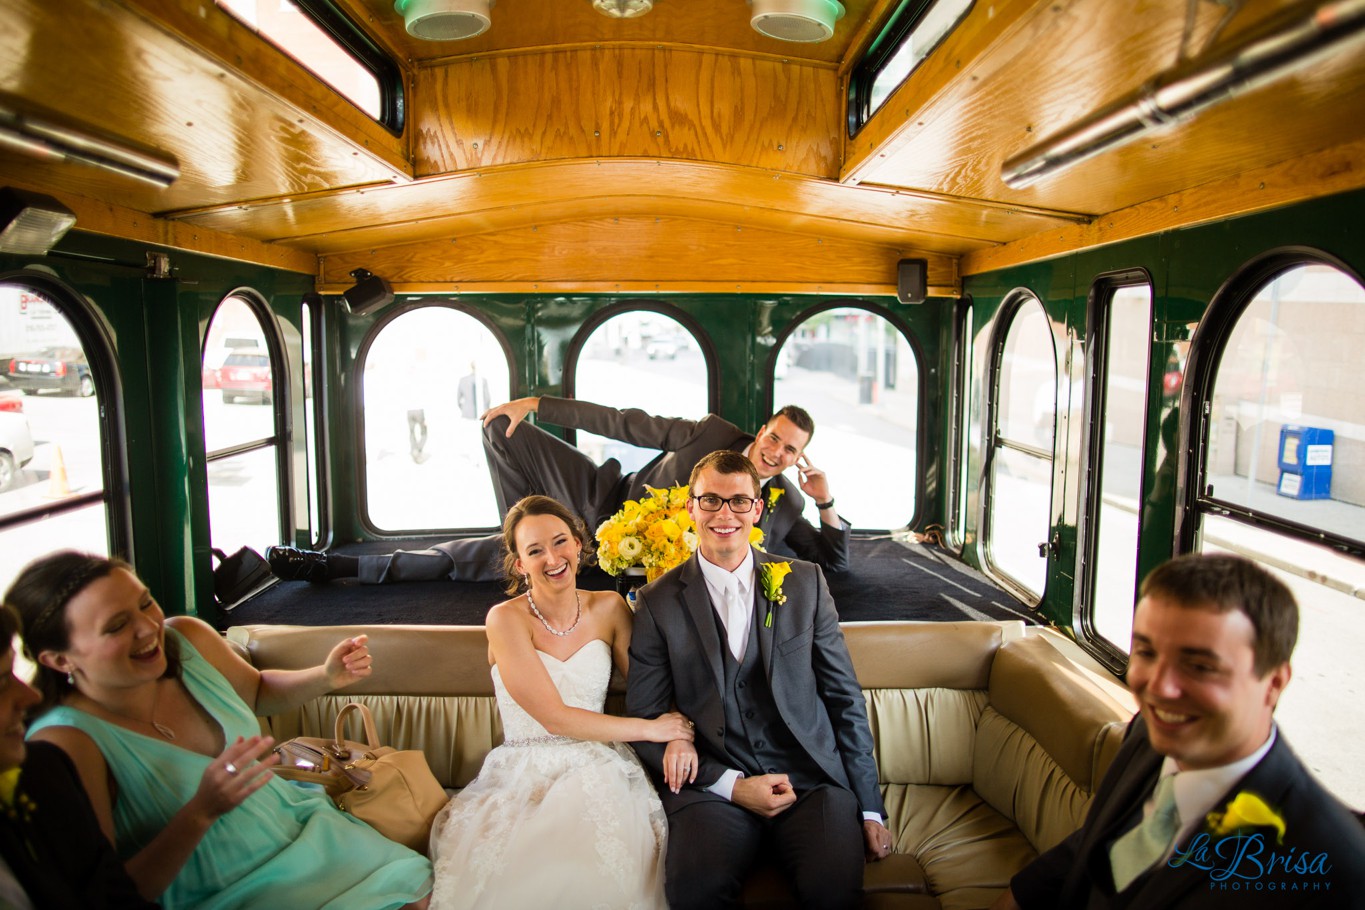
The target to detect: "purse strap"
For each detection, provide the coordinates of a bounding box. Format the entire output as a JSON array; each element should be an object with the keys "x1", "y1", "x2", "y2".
[{"x1": 333, "y1": 702, "x2": 381, "y2": 754}]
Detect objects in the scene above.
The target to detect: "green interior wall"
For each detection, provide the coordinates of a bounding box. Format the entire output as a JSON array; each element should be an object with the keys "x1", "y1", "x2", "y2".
[
  {"x1": 0, "y1": 233, "x2": 312, "y2": 622},
  {"x1": 962, "y1": 187, "x2": 1365, "y2": 635}
]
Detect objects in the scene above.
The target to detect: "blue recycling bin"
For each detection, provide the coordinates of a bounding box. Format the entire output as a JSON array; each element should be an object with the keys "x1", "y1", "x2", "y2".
[{"x1": 1277, "y1": 425, "x2": 1333, "y2": 500}]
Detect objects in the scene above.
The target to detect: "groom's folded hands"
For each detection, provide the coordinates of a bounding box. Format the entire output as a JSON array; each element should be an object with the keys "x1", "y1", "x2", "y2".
[{"x1": 733, "y1": 774, "x2": 798, "y2": 817}]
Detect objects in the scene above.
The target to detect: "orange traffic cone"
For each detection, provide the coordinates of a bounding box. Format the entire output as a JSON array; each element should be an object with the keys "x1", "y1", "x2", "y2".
[{"x1": 47, "y1": 444, "x2": 71, "y2": 498}]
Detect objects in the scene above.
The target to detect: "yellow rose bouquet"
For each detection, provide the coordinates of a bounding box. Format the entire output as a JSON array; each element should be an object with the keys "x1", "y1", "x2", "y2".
[{"x1": 596, "y1": 484, "x2": 764, "y2": 580}]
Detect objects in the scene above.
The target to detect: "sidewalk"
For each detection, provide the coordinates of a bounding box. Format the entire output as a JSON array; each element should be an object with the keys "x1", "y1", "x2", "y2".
[{"x1": 1202, "y1": 473, "x2": 1365, "y2": 598}]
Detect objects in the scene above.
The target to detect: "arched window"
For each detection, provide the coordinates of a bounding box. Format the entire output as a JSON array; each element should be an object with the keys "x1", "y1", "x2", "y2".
[
  {"x1": 1194, "y1": 261, "x2": 1365, "y2": 809},
  {"x1": 772, "y1": 306, "x2": 919, "y2": 530},
  {"x1": 569, "y1": 309, "x2": 711, "y2": 475},
  {"x1": 202, "y1": 294, "x2": 286, "y2": 555},
  {"x1": 361, "y1": 306, "x2": 511, "y2": 531},
  {"x1": 983, "y1": 294, "x2": 1055, "y2": 600},
  {"x1": 0, "y1": 279, "x2": 119, "y2": 593}
]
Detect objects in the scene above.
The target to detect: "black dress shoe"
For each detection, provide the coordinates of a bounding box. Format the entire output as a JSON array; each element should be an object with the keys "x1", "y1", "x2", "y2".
[{"x1": 265, "y1": 546, "x2": 330, "y2": 583}]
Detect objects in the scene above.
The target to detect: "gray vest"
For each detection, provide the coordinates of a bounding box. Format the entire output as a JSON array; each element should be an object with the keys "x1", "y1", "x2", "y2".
[{"x1": 711, "y1": 598, "x2": 825, "y2": 789}]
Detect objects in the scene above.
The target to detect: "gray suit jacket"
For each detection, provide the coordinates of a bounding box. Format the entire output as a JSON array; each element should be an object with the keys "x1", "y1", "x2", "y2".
[
  {"x1": 1012, "y1": 716, "x2": 1365, "y2": 908},
  {"x1": 538, "y1": 397, "x2": 851, "y2": 572},
  {"x1": 625, "y1": 549, "x2": 884, "y2": 818}
]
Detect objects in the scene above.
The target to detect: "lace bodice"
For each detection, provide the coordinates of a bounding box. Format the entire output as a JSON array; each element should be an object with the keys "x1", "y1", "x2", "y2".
[{"x1": 490, "y1": 639, "x2": 613, "y2": 743}]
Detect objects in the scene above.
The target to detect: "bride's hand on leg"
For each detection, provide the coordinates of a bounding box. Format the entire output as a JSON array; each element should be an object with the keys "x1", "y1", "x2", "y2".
[{"x1": 662, "y1": 740, "x2": 698, "y2": 794}]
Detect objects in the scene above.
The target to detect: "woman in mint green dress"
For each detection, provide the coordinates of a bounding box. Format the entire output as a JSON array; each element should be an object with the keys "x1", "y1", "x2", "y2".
[{"x1": 7, "y1": 551, "x2": 432, "y2": 910}]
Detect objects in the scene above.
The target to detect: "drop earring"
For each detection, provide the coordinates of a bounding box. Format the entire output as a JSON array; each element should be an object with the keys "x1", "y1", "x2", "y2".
[{"x1": 67, "y1": 671, "x2": 75, "y2": 686}]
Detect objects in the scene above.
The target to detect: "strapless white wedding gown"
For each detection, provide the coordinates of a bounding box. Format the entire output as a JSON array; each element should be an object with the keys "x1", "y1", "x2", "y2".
[{"x1": 427, "y1": 639, "x2": 667, "y2": 910}]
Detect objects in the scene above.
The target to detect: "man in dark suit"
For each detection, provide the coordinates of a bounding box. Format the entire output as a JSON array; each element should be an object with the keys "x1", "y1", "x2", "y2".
[
  {"x1": 625, "y1": 450, "x2": 888, "y2": 909},
  {"x1": 996, "y1": 553, "x2": 1365, "y2": 910},
  {"x1": 0, "y1": 607, "x2": 156, "y2": 909},
  {"x1": 456, "y1": 362, "x2": 490, "y2": 420},
  {"x1": 268, "y1": 397, "x2": 850, "y2": 583}
]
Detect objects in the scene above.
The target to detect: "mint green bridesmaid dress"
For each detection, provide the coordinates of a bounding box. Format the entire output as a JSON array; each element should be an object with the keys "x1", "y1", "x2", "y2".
[{"x1": 29, "y1": 629, "x2": 432, "y2": 910}]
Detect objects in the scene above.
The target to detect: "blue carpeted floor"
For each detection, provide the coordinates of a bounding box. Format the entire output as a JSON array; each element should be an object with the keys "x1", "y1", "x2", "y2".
[{"x1": 222, "y1": 537, "x2": 1035, "y2": 628}]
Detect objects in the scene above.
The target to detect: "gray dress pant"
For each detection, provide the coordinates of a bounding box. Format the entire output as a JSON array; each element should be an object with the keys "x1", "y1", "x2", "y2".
[{"x1": 356, "y1": 414, "x2": 624, "y2": 583}]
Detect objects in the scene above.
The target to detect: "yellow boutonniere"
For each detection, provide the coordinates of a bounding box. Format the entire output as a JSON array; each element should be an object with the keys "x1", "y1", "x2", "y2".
[
  {"x1": 768, "y1": 486, "x2": 785, "y2": 509},
  {"x1": 1206, "y1": 791, "x2": 1286, "y2": 844},
  {"x1": 0, "y1": 767, "x2": 20, "y2": 807},
  {"x1": 759, "y1": 561, "x2": 792, "y2": 628},
  {"x1": 0, "y1": 766, "x2": 35, "y2": 826}
]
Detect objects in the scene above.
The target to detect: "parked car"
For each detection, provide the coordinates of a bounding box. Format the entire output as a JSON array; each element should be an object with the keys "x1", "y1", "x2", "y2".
[
  {"x1": 0, "y1": 394, "x2": 35, "y2": 492},
  {"x1": 646, "y1": 336, "x2": 682, "y2": 360},
  {"x1": 6, "y1": 348, "x2": 95, "y2": 397},
  {"x1": 203, "y1": 335, "x2": 266, "y2": 390},
  {"x1": 217, "y1": 351, "x2": 273, "y2": 404}
]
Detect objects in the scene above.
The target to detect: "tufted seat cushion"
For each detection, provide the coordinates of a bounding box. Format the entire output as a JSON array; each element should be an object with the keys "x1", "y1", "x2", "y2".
[
  {"x1": 884, "y1": 783, "x2": 1036, "y2": 910},
  {"x1": 228, "y1": 619, "x2": 1135, "y2": 910}
]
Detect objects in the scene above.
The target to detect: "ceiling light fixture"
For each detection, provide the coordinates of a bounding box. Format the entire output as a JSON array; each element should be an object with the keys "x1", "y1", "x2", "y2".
[
  {"x1": 0, "y1": 187, "x2": 77, "y2": 256},
  {"x1": 593, "y1": 0, "x2": 654, "y2": 17},
  {"x1": 395, "y1": 0, "x2": 493, "y2": 41},
  {"x1": 749, "y1": 0, "x2": 844, "y2": 43}
]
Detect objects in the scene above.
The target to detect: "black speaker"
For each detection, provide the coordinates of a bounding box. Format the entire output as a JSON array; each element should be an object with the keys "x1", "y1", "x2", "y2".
[
  {"x1": 343, "y1": 269, "x2": 394, "y2": 315},
  {"x1": 896, "y1": 258, "x2": 927, "y2": 304}
]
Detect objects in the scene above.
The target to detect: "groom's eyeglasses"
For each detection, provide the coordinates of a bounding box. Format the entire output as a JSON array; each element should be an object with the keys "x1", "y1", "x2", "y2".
[{"x1": 691, "y1": 494, "x2": 758, "y2": 513}]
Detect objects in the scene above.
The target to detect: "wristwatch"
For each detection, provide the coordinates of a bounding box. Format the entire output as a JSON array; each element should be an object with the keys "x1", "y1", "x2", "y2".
[{"x1": 815, "y1": 498, "x2": 835, "y2": 510}]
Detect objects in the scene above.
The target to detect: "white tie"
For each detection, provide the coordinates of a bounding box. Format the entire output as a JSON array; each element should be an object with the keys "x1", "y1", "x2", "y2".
[{"x1": 725, "y1": 579, "x2": 748, "y2": 661}]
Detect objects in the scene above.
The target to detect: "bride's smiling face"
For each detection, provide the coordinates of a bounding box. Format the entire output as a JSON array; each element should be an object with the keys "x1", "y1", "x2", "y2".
[{"x1": 514, "y1": 514, "x2": 582, "y2": 591}]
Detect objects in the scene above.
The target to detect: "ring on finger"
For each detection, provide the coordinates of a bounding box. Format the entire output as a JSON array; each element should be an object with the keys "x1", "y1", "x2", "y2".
[{"x1": 224, "y1": 762, "x2": 239, "y2": 776}]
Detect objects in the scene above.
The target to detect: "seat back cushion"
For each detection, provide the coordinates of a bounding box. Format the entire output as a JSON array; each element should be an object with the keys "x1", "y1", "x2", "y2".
[{"x1": 977, "y1": 637, "x2": 1131, "y2": 851}]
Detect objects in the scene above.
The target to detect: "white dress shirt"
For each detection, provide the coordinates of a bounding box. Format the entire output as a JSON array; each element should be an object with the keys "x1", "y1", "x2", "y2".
[
  {"x1": 1148, "y1": 726, "x2": 1277, "y2": 864},
  {"x1": 695, "y1": 550, "x2": 756, "y2": 802},
  {"x1": 693, "y1": 550, "x2": 882, "y2": 825}
]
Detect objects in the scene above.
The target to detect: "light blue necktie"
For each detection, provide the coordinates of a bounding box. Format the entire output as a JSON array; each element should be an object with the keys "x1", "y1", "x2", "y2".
[{"x1": 1109, "y1": 774, "x2": 1181, "y2": 892}]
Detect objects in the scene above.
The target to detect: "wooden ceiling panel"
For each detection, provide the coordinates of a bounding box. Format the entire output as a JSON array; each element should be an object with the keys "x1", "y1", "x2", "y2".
[
  {"x1": 170, "y1": 159, "x2": 1080, "y2": 255},
  {"x1": 0, "y1": 0, "x2": 405, "y2": 216},
  {"x1": 413, "y1": 47, "x2": 841, "y2": 177},
  {"x1": 4, "y1": 0, "x2": 1360, "y2": 285},
  {"x1": 850, "y1": 0, "x2": 1365, "y2": 217},
  {"x1": 317, "y1": 214, "x2": 957, "y2": 296}
]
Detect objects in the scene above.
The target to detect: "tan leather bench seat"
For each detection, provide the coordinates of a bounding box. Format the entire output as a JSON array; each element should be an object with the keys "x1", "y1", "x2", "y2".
[{"x1": 227, "y1": 620, "x2": 1133, "y2": 909}]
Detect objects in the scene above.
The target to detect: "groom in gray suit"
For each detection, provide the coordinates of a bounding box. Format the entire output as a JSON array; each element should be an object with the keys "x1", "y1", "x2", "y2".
[{"x1": 626, "y1": 450, "x2": 889, "y2": 909}]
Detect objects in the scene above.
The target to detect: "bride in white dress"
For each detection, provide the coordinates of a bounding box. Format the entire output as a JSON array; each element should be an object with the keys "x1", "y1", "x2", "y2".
[{"x1": 428, "y1": 496, "x2": 697, "y2": 910}]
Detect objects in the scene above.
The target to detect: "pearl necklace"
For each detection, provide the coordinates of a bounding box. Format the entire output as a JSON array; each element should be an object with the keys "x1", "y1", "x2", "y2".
[{"x1": 525, "y1": 589, "x2": 582, "y2": 637}]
